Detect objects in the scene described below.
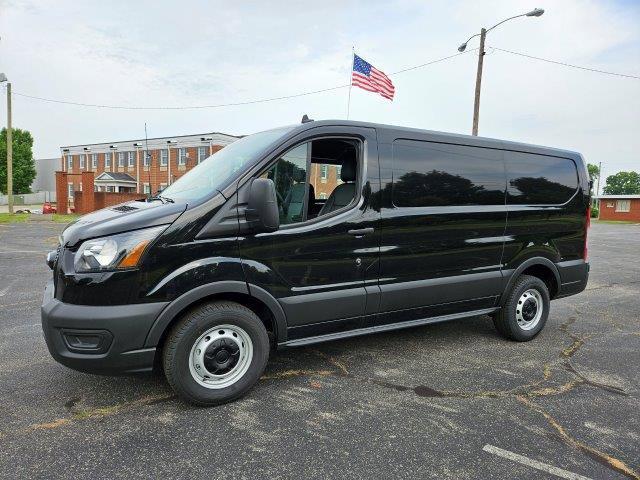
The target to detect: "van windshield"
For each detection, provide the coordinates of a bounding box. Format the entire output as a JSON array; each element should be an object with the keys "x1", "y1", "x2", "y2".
[{"x1": 160, "y1": 126, "x2": 294, "y2": 203}]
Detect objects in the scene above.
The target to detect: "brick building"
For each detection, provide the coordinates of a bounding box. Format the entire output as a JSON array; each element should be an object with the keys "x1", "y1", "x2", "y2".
[
  {"x1": 60, "y1": 132, "x2": 240, "y2": 203},
  {"x1": 597, "y1": 195, "x2": 640, "y2": 222},
  {"x1": 309, "y1": 162, "x2": 342, "y2": 200}
]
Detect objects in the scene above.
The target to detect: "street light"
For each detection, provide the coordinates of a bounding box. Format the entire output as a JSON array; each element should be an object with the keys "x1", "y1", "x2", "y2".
[
  {"x1": 458, "y1": 8, "x2": 544, "y2": 136},
  {"x1": 0, "y1": 73, "x2": 12, "y2": 214}
]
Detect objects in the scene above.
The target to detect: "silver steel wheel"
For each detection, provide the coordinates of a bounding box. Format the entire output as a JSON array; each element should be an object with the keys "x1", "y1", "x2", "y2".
[
  {"x1": 515, "y1": 289, "x2": 543, "y2": 331},
  {"x1": 188, "y1": 324, "x2": 253, "y2": 389}
]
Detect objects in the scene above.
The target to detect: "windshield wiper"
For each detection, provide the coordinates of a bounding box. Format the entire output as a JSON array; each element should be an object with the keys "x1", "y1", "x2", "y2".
[{"x1": 148, "y1": 194, "x2": 174, "y2": 204}]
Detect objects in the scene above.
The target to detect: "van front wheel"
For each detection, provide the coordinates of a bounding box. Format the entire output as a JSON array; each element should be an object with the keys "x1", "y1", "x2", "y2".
[
  {"x1": 493, "y1": 274, "x2": 550, "y2": 341},
  {"x1": 162, "y1": 301, "x2": 270, "y2": 406}
]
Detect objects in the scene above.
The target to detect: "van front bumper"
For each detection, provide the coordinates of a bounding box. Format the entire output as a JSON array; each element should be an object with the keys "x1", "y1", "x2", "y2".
[{"x1": 41, "y1": 280, "x2": 168, "y2": 375}]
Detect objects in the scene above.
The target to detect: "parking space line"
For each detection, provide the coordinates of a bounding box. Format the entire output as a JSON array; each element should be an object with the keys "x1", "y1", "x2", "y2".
[
  {"x1": 0, "y1": 280, "x2": 14, "y2": 296},
  {"x1": 482, "y1": 444, "x2": 593, "y2": 480}
]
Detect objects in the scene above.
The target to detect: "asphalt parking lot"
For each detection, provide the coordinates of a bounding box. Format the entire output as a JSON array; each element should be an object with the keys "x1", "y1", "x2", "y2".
[{"x1": 0, "y1": 220, "x2": 638, "y2": 479}]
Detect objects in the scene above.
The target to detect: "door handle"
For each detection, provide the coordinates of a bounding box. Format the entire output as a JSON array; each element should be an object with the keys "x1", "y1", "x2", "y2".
[{"x1": 348, "y1": 228, "x2": 374, "y2": 237}]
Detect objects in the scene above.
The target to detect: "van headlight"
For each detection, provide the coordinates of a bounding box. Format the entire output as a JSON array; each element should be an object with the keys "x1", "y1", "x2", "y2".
[{"x1": 74, "y1": 226, "x2": 166, "y2": 272}]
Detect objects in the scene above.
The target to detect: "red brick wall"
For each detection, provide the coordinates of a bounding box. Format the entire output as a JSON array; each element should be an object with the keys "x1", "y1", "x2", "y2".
[
  {"x1": 55, "y1": 171, "x2": 69, "y2": 215},
  {"x1": 74, "y1": 191, "x2": 146, "y2": 214},
  {"x1": 599, "y1": 198, "x2": 640, "y2": 222}
]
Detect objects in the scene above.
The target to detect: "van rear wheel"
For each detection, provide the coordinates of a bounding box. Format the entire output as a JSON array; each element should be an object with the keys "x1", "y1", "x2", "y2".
[
  {"x1": 493, "y1": 274, "x2": 550, "y2": 341},
  {"x1": 162, "y1": 301, "x2": 270, "y2": 406}
]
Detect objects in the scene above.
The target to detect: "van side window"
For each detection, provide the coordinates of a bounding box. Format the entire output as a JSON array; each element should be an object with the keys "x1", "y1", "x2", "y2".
[
  {"x1": 261, "y1": 138, "x2": 360, "y2": 225},
  {"x1": 262, "y1": 143, "x2": 310, "y2": 225},
  {"x1": 505, "y1": 152, "x2": 578, "y2": 205},
  {"x1": 391, "y1": 140, "x2": 504, "y2": 207}
]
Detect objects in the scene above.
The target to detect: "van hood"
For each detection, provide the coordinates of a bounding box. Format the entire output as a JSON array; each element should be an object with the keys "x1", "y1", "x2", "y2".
[{"x1": 61, "y1": 199, "x2": 187, "y2": 247}]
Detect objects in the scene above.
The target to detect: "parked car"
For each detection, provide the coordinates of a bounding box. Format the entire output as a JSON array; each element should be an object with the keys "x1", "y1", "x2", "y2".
[
  {"x1": 42, "y1": 202, "x2": 57, "y2": 214},
  {"x1": 41, "y1": 119, "x2": 590, "y2": 405}
]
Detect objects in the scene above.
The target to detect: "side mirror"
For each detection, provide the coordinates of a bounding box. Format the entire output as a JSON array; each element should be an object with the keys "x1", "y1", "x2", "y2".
[{"x1": 246, "y1": 178, "x2": 279, "y2": 233}]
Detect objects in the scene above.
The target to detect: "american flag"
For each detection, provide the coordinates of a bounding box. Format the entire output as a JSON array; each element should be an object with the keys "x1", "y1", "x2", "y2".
[{"x1": 351, "y1": 54, "x2": 395, "y2": 101}]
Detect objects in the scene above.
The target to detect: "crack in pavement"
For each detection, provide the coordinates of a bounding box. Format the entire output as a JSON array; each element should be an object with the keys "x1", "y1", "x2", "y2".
[
  {"x1": 517, "y1": 395, "x2": 639, "y2": 480},
  {"x1": 0, "y1": 393, "x2": 176, "y2": 437},
  {"x1": 3, "y1": 301, "x2": 635, "y2": 478},
  {"x1": 258, "y1": 313, "x2": 636, "y2": 478}
]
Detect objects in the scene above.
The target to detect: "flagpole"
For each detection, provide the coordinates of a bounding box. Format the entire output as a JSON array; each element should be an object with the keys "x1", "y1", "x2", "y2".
[{"x1": 346, "y1": 46, "x2": 354, "y2": 119}]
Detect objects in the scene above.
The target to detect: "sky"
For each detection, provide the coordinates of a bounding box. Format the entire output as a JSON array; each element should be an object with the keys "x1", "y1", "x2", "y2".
[{"x1": 0, "y1": 0, "x2": 638, "y2": 187}]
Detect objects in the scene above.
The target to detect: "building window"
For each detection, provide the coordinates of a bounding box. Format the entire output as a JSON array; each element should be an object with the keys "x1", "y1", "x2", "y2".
[
  {"x1": 143, "y1": 152, "x2": 150, "y2": 167},
  {"x1": 198, "y1": 146, "x2": 207, "y2": 163},
  {"x1": 128, "y1": 151, "x2": 135, "y2": 168},
  {"x1": 67, "y1": 155, "x2": 73, "y2": 170},
  {"x1": 616, "y1": 200, "x2": 631, "y2": 212},
  {"x1": 160, "y1": 149, "x2": 168, "y2": 166},
  {"x1": 68, "y1": 183, "x2": 74, "y2": 199},
  {"x1": 178, "y1": 148, "x2": 187, "y2": 165},
  {"x1": 319, "y1": 192, "x2": 327, "y2": 200},
  {"x1": 118, "y1": 152, "x2": 125, "y2": 167},
  {"x1": 91, "y1": 153, "x2": 98, "y2": 169},
  {"x1": 320, "y1": 164, "x2": 328, "y2": 183},
  {"x1": 143, "y1": 183, "x2": 151, "y2": 194},
  {"x1": 105, "y1": 152, "x2": 111, "y2": 168},
  {"x1": 79, "y1": 154, "x2": 86, "y2": 169},
  {"x1": 106, "y1": 186, "x2": 115, "y2": 193}
]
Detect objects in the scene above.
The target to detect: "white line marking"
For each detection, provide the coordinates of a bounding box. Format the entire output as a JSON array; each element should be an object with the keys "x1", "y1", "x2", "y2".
[
  {"x1": 0, "y1": 280, "x2": 15, "y2": 297},
  {"x1": 483, "y1": 444, "x2": 593, "y2": 480}
]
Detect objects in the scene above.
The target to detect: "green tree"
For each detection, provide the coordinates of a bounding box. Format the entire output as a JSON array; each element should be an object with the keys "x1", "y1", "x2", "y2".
[
  {"x1": 602, "y1": 171, "x2": 640, "y2": 195},
  {"x1": 587, "y1": 163, "x2": 599, "y2": 194},
  {"x1": 0, "y1": 128, "x2": 37, "y2": 194}
]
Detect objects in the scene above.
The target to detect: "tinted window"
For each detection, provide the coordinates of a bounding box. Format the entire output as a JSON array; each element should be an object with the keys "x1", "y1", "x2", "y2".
[
  {"x1": 505, "y1": 152, "x2": 578, "y2": 205},
  {"x1": 392, "y1": 140, "x2": 505, "y2": 207}
]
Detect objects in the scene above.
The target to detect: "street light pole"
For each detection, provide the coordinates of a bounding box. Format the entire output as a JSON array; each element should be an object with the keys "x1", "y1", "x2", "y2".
[
  {"x1": 0, "y1": 74, "x2": 12, "y2": 213},
  {"x1": 472, "y1": 28, "x2": 486, "y2": 137},
  {"x1": 458, "y1": 8, "x2": 544, "y2": 136},
  {"x1": 6, "y1": 81, "x2": 12, "y2": 214}
]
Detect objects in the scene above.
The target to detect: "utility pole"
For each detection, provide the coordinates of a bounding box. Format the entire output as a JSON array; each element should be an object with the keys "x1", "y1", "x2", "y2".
[
  {"x1": 596, "y1": 161, "x2": 602, "y2": 207},
  {"x1": 457, "y1": 8, "x2": 544, "y2": 137},
  {"x1": 471, "y1": 28, "x2": 486, "y2": 137},
  {"x1": 6, "y1": 81, "x2": 13, "y2": 214}
]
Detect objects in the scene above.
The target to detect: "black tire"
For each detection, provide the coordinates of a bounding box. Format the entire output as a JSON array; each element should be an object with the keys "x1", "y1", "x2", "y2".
[
  {"x1": 493, "y1": 274, "x2": 550, "y2": 342},
  {"x1": 162, "y1": 301, "x2": 270, "y2": 406}
]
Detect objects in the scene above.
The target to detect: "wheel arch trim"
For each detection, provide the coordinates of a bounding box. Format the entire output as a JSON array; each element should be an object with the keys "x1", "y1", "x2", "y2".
[
  {"x1": 144, "y1": 281, "x2": 287, "y2": 347},
  {"x1": 501, "y1": 257, "x2": 561, "y2": 306}
]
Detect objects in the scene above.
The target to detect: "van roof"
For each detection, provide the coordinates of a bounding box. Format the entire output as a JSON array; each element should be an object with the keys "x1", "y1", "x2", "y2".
[{"x1": 290, "y1": 119, "x2": 583, "y2": 161}]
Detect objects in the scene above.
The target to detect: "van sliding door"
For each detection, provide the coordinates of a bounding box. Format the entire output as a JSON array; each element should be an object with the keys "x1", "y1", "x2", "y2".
[{"x1": 374, "y1": 138, "x2": 507, "y2": 326}]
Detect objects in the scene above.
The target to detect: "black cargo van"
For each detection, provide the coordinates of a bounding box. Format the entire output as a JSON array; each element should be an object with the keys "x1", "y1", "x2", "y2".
[{"x1": 42, "y1": 120, "x2": 590, "y2": 405}]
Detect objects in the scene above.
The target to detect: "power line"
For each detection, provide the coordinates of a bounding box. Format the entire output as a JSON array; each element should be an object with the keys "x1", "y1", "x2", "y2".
[
  {"x1": 2, "y1": 50, "x2": 474, "y2": 111},
  {"x1": 3, "y1": 46, "x2": 637, "y2": 112},
  {"x1": 490, "y1": 46, "x2": 640, "y2": 80}
]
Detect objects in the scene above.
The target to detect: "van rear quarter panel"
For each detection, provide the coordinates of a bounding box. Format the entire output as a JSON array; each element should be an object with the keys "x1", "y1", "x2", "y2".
[{"x1": 501, "y1": 150, "x2": 589, "y2": 280}]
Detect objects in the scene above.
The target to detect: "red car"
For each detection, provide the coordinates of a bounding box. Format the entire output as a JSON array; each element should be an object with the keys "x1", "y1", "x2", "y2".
[{"x1": 42, "y1": 202, "x2": 57, "y2": 214}]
